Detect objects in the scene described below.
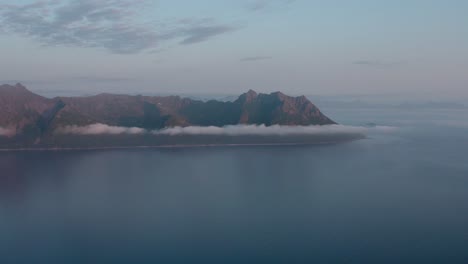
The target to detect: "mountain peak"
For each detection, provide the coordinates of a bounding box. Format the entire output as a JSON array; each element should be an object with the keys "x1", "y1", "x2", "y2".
[
  {"x1": 15, "y1": 83, "x2": 27, "y2": 89},
  {"x1": 0, "y1": 83, "x2": 32, "y2": 95},
  {"x1": 246, "y1": 89, "x2": 257, "y2": 95},
  {"x1": 237, "y1": 89, "x2": 258, "y2": 103},
  {"x1": 271, "y1": 91, "x2": 287, "y2": 99}
]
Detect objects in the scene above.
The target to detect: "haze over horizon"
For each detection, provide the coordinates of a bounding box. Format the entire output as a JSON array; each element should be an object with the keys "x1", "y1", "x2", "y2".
[{"x1": 1, "y1": 0, "x2": 467, "y2": 97}]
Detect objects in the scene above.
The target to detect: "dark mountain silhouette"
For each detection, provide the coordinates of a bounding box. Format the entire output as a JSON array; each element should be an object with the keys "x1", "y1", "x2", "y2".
[{"x1": 0, "y1": 83, "x2": 344, "y2": 148}]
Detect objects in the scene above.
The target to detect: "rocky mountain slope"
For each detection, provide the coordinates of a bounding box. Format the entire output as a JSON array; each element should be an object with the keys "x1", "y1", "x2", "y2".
[{"x1": 0, "y1": 83, "x2": 340, "y2": 148}]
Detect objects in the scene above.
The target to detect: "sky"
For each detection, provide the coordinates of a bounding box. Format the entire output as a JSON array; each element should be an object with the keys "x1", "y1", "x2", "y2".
[{"x1": 0, "y1": 0, "x2": 467, "y2": 97}]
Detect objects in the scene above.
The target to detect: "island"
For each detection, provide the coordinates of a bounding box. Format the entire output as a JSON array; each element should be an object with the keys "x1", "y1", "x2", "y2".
[{"x1": 0, "y1": 83, "x2": 364, "y2": 150}]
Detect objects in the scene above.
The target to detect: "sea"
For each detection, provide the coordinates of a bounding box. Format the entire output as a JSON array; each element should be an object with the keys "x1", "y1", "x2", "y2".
[{"x1": 1, "y1": 99, "x2": 468, "y2": 263}]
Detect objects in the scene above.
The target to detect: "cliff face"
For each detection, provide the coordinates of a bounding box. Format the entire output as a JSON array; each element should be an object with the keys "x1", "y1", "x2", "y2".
[
  {"x1": 0, "y1": 84, "x2": 57, "y2": 138},
  {"x1": 0, "y1": 84, "x2": 336, "y2": 139},
  {"x1": 235, "y1": 90, "x2": 335, "y2": 126}
]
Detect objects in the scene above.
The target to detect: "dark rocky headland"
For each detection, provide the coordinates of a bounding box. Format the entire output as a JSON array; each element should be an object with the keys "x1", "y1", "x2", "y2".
[{"x1": 0, "y1": 83, "x2": 363, "y2": 149}]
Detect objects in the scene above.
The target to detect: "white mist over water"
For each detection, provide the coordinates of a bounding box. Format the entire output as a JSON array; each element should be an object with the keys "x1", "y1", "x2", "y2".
[
  {"x1": 55, "y1": 124, "x2": 397, "y2": 137},
  {"x1": 56, "y1": 124, "x2": 146, "y2": 135},
  {"x1": 0, "y1": 127, "x2": 15, "y2": 137}
]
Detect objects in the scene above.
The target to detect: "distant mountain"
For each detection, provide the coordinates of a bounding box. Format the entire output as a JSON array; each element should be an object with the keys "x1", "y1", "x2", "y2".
[{"x1": 0, "y1": 84, "x2": 344, "y2": 149}]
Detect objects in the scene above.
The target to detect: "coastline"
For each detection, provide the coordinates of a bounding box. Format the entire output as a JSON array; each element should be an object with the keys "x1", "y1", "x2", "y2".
[{"x1": 0, "y1": 139, "x2": 362, "y2": 152}]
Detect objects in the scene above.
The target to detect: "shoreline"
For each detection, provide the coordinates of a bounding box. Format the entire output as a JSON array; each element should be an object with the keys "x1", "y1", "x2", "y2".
[{"x1": 0, "y1": 139, "x2": 361, "y2": 152}]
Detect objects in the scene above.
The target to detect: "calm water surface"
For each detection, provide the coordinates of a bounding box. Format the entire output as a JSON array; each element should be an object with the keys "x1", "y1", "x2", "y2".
[{"x1": 1, "y1": 108, "x2": 468, "y2": 263}]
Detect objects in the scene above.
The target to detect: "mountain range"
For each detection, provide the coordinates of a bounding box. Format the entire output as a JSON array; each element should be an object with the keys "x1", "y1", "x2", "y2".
[{"x1": 0, "y1": 83, "x2": 350, "y2": 149}]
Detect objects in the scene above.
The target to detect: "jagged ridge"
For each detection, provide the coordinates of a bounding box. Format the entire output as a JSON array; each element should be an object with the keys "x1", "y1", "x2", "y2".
[{"x1": 0, "y1": 84, "x2": 336, "y2": 139}]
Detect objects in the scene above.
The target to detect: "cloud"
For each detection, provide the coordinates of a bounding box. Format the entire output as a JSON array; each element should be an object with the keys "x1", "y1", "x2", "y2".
[
  {"x1": 55, "y1": 123, "x2": 398, "y2": 137},
  {"x1": 370, "y1": 126, "x2": 399, "y2": 133},
  {"x1": 428, "y1": 120, "x2": 468, "y2": 129},
  {"x1": 246, "y1": 0, "x2": 295, "y2": 11},
  {"x1": 56, "y1": 124, "x2": 145, "y2": 135},
  {"x1": 154, "y1": 124, "x2": 369, "y2": 136},
  {"x1": 353, "y1": 60, "x2": 405, "y2": 68},
  {"x1": 0, "y1": 0, "x2": 237, "y2": 54},
  {"x1": 240, "y1": 56, "x2": 273, "y2": 62},
  {"x1": 179, "y1": 26, "x2": 237, "y2": 45},
  {"x1": 0, "y1": 127, "x2": 15, "y2": 137},
  {"x1": 73, "y1": 76, "x2": 136, "y2": 83}
]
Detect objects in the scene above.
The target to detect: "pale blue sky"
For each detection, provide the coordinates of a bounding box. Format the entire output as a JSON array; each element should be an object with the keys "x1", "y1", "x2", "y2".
[{"x1": 0, "y1": 0, "x2": 467, "y2": 97}]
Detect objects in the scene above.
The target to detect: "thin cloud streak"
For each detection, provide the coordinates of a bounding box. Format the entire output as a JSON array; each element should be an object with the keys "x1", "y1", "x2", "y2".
[
  {"x1": 353, "y1": 60, "x2": 406, "y2": 68},
  {"x1": 0, "y1": 127, "x2": 15, "y2": 137},
  {"x1": 246, "y1": 0, "x2": 296, "y2": 11},
  {"x1": 56, "y1": 124, "x2": 146, "y2": 135},
  {"x1": 179, "y1": 26, "x2": 237, "y2": 45},
  {"x1": 55, "y1": 123, "x2": 398, "y2": 136},
  {"x1": 240, "y1": 56, "x2": 273, "y2": 62},
  {"x1": 73, "y1": 76, "x2": 136, "y2": 83},
  {"x1": 155, "y1": 124, "x2": 368, "y2": 136}
]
